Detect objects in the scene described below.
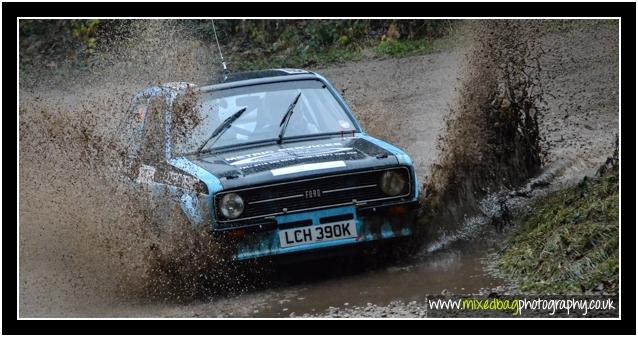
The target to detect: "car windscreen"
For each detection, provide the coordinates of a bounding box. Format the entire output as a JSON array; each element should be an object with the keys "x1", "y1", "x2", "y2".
[{"x1": 172, "y1": 79, "x2": 357, "y2": 155}]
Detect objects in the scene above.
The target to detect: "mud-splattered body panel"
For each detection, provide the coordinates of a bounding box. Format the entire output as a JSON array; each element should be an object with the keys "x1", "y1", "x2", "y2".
[{"x1": 122, "y1": 69, "x2": 420, "y2": 261}]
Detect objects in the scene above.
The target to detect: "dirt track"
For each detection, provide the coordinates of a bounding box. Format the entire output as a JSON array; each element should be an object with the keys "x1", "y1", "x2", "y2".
[
  {"x1": 319, "y1": 48, "x2": 463, "y2": 184},
  {"x1": 18, "y1": 20, "x2": 619, "y2": 318},
  {"x1": 307, "y1": 21, "x2": 620, "y2": 318}
]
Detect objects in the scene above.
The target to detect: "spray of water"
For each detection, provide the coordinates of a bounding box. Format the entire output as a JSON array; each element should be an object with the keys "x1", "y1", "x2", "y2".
[
  {"x1": 415, "y1": 20, "x2": 546, "y2": 247},
  {"x1": 18, "y1": 20, "x2": 247, "y2": 317}
]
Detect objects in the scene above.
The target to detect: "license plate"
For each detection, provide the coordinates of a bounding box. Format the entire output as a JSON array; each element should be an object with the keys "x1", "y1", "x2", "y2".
[{"x1": 278, "y1": 220, "x2": 357, "y2": 248}]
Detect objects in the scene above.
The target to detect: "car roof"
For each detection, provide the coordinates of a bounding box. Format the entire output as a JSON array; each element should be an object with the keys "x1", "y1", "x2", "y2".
[
  {"x1": 139, "y1": 69, "x2": 323, "y2": 100},
  {"x1": 224, "y1": 68, "x2": 313, "y2": 82},
  {"x1": 205, "y1": 68, "x2": 315, "y2": 84},
  {"x1": 197, "y1": 68, "x2": 326, "y2": 93}
]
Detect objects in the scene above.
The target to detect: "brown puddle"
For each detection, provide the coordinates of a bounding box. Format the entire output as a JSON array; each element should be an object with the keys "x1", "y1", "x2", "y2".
[{"x1": 253, "y1": 239, "x2": 503, "y2": 317}]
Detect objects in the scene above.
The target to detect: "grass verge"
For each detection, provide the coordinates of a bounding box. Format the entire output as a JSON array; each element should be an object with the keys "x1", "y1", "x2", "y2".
[
  {"x1": 495, "y1": 168, "x2": 619, "y2": 294},
  {"x1": 232, "y1": 36, "x2": 455, "y2": 71}
]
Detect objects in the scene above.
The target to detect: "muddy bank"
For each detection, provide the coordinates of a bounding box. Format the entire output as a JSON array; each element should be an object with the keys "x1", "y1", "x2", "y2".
[{"x1": 492, "y1": 147, "x2": 619, "y2": 295}]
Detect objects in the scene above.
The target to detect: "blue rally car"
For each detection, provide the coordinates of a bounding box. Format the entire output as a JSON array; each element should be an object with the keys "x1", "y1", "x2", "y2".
[{"x1": 118, "y1": 69, "x2": 420, "y2": 261}]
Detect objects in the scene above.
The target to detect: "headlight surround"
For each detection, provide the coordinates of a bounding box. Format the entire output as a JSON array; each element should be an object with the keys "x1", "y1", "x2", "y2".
[
  {"x1": 379, "y1": 170, "x2": 407, "y2": 196},
  {"x1": 219, "y1": 193, "x2": 245, "y2": 219}
]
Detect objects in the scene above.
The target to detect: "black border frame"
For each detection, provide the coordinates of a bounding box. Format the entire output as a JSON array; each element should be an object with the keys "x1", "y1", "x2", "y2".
[{"x1": 5, "y1": 1, "x2": 635, "y2": 335}]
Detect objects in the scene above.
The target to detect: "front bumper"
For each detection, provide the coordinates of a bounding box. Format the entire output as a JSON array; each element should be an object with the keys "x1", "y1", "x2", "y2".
[{"x1": 215, "y1": 200, "x2": 419, "y2": 261}]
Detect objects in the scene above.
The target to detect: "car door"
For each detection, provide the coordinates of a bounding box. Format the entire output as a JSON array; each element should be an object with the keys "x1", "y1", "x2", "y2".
[{"x1": 131, "y1": 90, "x2": 210, "y2": 234}]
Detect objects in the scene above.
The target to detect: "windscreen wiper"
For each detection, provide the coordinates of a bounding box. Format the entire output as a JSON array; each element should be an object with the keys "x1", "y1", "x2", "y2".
[
  {"x1": 277, "y1": 91, "x2": 302, "y2": 144},
  {"x1": 197, "y1": 106, "x2": 247, "y2": 153}
]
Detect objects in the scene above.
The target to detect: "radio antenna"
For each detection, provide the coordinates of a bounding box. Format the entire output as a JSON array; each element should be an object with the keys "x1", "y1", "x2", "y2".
[{"x1": 211, "y1": 19, "x2": 229, "y2": 81}]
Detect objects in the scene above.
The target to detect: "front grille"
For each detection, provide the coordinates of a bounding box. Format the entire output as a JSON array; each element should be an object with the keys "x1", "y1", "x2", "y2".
[{"x1": 215, "y1": 167, "x2": 411, "y2": 223}]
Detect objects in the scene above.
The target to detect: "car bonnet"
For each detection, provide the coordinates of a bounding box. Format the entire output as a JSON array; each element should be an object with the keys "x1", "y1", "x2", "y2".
[{"x1": 180, "y1": 135, "x2": 401, "y2": 190}]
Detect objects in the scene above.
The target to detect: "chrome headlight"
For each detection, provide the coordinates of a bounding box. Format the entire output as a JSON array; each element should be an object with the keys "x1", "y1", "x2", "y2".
[
  {"x1": 379, "y1": 170, "x2": 406, "y2": 196},
  {"x1": 219, "y1": 193, "x2": 245, "y2": 219}
]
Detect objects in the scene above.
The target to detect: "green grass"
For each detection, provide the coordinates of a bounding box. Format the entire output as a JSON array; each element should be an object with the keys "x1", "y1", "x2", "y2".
[
  {"x1": 496, "y1": 169, "x2": 619, "y2": 294},
  {"x1": 232, "y1": 46, "x2": 364, "y2": 71},
  {"x1": 230, "y1": 36, "x2": 454, "y2": 71},
  {"x1": 20, "y1": 19, "x2": 458, "y2": 73},
  {"x1": 374, "y1": 38, "x2": 434, "y2": 57}
]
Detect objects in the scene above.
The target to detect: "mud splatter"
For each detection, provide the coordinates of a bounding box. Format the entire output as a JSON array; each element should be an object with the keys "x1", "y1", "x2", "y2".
[
  {"x1": 417, "y1": 21, "x2": 547, "y2": 241},
  {"x1": 18, "y1": 20, "x2": 236, "y2": 317}
]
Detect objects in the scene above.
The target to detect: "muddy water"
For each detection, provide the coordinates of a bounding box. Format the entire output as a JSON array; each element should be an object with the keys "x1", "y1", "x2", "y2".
[
  {"x1": 91, "y1": 230, "x2": 504, "y2": 318},
  {"x1": 253, "y1": 241, "x2": 502, "y2": 317}
]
